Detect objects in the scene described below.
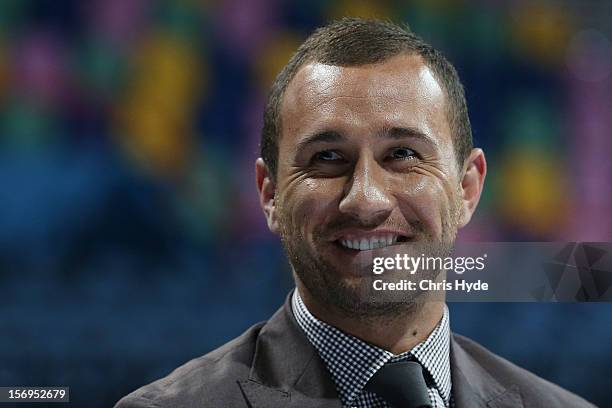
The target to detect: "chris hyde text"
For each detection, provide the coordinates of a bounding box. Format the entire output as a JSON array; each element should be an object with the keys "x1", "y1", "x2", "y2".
[{"x1": 372, "y1": 279, "x2": 489, "y2": 292}]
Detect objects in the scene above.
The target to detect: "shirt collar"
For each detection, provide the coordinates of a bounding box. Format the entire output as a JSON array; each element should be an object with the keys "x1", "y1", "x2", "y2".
[{"x1": 291, "y1": 289, "x2": 452, "y2": 406}]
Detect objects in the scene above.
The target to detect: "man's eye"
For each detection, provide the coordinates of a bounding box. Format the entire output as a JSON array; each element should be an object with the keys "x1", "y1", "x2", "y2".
[
  {"x1": 314, "y1": 150, "x2": 343, "y2": 161},
  {"x1": 390, "y1": 147, "x2": 417, "y2": 160}
]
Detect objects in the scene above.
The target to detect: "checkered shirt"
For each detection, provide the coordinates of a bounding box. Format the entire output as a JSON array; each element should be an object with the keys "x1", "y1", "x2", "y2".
[{"x1": 291, "y1": 290, "x2": 452, "y2": 408}]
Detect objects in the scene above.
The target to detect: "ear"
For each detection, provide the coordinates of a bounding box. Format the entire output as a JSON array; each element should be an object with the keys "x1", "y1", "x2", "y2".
[
  {"x1": 255, "y1": 158, "x2": 280, "y2": 234},
  {"x1": 457, "y1": 148, "x2": 487, "y2": 228}
]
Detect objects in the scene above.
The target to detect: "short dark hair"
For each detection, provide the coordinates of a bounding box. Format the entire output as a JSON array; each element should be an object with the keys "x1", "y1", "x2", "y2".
[{"x1": 261, "y1": 18, "x2": 472, "y2": 179}]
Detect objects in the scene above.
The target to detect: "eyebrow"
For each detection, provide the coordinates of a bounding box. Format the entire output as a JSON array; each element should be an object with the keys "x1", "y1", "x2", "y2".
[
  {"x1": 295, "y1": 126, "x2": 437, "y2": 155},
  {"x1": 295, "y1": 131, "x2": 346, "y2": 155},
  {"x1": 381, "y1": 126, "x2": 438, "y2": 147}
]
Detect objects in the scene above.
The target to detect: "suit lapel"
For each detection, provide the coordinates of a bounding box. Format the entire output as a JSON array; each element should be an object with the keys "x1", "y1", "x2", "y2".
[
  {"x1": 238, "y1": 293, "x2": 342, "y2": 408},
  {"x1": 450, "y1": 335, "x2": 523, "y2": 408},
  {"x1": 239, "y1": 296, "x2": 524, "y2": 408}
]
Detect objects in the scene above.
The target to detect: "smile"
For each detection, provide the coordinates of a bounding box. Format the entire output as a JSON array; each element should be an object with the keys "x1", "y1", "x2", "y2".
[{"x1": 337, "y1": 234, "x2": 407, "y2": 251}]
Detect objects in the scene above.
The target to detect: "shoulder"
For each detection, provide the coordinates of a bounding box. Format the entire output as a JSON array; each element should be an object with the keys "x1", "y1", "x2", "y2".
[
  {"x1": 114, "y1": 321, "x2": 266, "y2": 408},
  {"x1": 452, "y1": 334, "x2": 596, "y2": 407}
]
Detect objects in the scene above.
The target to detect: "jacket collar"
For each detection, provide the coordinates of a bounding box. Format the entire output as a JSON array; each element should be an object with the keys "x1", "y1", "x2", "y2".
[
  {"x1": 450, "y1": 335, "x2": 523, "y2": 408},
  {"x1": 239, "y1": 292, "x2": 523, "y2": 408},
  {"x1": 237, "y1": 292, "x2": 342, "y2": 408}
]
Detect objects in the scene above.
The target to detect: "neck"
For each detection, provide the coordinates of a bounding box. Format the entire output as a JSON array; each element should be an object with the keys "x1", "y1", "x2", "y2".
[{"x1": 297, "y1": 286, "x2": 445, "y2": 355}]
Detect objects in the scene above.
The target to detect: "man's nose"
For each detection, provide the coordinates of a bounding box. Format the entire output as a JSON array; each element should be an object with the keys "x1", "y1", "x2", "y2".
[{"x1": 338, "y1": 156, "x2": 394, "y2": 225}]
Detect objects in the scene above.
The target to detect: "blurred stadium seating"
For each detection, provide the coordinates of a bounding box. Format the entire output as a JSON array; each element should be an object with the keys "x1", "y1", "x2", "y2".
[{"x1": 0, "y1": 0, "x2": 610, "y2": 406}]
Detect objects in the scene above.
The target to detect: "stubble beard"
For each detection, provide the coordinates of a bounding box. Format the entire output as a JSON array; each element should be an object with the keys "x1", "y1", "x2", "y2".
[{"x1": 278, "y1": 200, "x2": 461, "y2": 320}]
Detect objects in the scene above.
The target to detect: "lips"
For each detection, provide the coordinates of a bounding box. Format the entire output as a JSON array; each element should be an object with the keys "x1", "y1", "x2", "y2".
[
  {"x1": 333, "y1": 229, "x2": 412, "y2": 251},
  {"x1": 339, "y1": 234, "x2": 399, "y2": 250}
]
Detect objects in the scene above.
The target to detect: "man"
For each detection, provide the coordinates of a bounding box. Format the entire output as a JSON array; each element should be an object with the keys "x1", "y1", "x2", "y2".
[{"x1": 116, "y1": 18, "x2": 595, "y2": 408}]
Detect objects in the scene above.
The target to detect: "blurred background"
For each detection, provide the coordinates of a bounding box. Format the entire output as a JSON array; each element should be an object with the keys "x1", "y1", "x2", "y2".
[{"x1": 0, "y1": 0, "x2": 611, "y2": 406}]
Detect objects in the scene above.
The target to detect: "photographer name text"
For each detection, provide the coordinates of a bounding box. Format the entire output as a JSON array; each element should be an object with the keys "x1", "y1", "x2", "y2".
[{"x1": 373, "y1": 279, "x2": 488, "y2": 292}]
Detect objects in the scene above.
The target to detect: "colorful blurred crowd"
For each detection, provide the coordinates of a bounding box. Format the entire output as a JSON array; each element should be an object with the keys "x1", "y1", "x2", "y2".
[{"x1": 0, "y1": 0, "x2": 610, "y2": 406}]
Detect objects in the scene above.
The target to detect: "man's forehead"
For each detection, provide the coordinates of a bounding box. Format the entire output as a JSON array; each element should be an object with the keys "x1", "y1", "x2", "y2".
[
  {"x1": 284, "y1": 54, "x2": 445, "y2": 104},
  {"x1": 279, "y1": 54, "x2": 451, "y2": 150}
]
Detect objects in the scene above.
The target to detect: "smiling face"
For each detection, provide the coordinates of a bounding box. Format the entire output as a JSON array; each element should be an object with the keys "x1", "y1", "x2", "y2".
[{"x1": 257, "y1": 53, "x2": 484, "y2": 317}]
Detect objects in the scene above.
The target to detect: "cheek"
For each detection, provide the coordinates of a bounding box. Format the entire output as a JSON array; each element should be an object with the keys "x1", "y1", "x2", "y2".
[
  {"x1": 280, "y1": 178, "x2": 343, "y2": 237},
  {"x1": 395, "y1": 175, "x2": 454, "y2": 233}
]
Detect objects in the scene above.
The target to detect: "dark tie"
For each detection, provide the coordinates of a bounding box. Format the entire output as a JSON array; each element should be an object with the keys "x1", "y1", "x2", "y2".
[{"x1": 364, "y1": 361, "x2": 433, "y2": 408}]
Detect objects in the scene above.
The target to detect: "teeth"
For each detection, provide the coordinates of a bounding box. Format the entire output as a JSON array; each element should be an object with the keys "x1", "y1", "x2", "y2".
[
  {"x1": 372, "y1": 238, "x2": 380, "y2": 249},
  {"x1": 359, "y1": 238, "x2": 367, "y2": 250},
  {"x1": 339, "y1": 235, "x2": 401, "y2": 250}
]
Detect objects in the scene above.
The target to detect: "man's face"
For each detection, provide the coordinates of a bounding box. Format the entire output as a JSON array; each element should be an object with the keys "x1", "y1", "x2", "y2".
[{"x1": 263, "y1": 54, "x2": 470, "y2": 316}]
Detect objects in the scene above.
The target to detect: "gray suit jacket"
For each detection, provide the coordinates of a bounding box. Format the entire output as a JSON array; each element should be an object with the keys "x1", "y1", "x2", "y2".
[{"x1": 116, "y1": 295, "x2": 596, "y2": 407}]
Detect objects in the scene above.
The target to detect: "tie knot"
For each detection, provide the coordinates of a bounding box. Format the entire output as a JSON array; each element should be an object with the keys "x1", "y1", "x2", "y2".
[{"x1": 365, "y1": 361, "x2": 432, "y2": 408}]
